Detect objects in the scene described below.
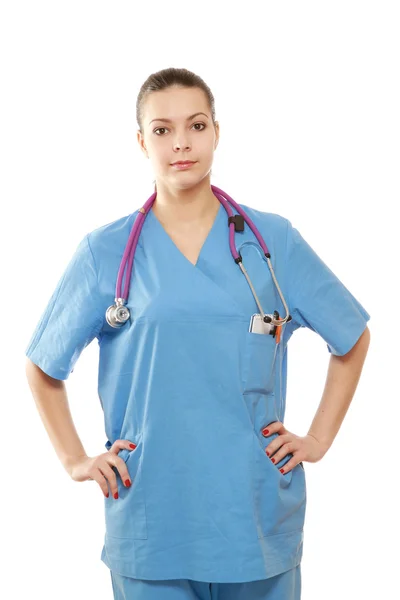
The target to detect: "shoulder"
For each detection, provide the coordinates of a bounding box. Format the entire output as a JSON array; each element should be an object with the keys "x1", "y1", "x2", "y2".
[
  {"x1": 85, "y1": 208, "x2": 141, "y2": 256},
  {"x1": 237, "y1": 202, "x2": 291, "y2": 243}
]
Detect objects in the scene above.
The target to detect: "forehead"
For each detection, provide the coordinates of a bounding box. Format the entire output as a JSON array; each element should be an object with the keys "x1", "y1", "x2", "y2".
[{"x1": 144, "y1": 87, "x2": 209, "y2": 123}]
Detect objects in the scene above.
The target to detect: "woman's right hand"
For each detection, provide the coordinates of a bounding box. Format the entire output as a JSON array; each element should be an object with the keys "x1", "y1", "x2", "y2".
[{"x1": 66, "y1": 439, "x2": 137, "y2": 499}]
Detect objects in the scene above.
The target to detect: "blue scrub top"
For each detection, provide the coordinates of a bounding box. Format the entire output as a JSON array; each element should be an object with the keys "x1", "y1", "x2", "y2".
[{"x1": 25, "y1": 201, "x2": 370, "y2": 583}]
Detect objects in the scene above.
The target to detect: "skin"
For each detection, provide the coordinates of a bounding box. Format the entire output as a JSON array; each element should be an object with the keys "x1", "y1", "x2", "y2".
[
  {"x1": 137, "y1": 85, "x2": 371, "y2": 473},
  {"x1": 262, "y1": 327, "x2": 370, "y2": 472},
  {"x1": 137, "y1": 86, "x2": 221, "y2": 229},
  {"x1": 24, "y1": 86, "x2": 223, "y2": 501},
  {"x1": 25, "y1": 86, "x2": 370, "y2": 501},
  {"x1": 25, "y1": 360, "x2": 133, "y2": 499}
]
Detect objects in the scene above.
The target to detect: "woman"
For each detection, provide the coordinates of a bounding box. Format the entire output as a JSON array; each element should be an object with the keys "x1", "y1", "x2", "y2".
[{"x1": 25, "y1": 67, "x2": 371, "y2": 600}]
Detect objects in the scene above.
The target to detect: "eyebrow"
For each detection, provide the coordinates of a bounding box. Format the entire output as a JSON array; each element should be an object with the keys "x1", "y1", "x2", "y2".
[{"x1": 149, "y1": 112, "x2": 209, "y2": 125}]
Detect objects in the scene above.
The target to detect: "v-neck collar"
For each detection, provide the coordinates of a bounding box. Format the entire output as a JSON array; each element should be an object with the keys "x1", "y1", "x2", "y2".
[{"x1": 147, "y1": 201, "x2": 224, "y2": 269}]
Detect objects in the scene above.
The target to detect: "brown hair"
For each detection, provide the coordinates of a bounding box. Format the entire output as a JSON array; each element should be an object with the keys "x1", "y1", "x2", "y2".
[
  {"x1": 136, "y1": 67, "x2": 217, "y2": 189},
  {"x1": 136, "y1": 67, "x2": 216, "y2": 133}
]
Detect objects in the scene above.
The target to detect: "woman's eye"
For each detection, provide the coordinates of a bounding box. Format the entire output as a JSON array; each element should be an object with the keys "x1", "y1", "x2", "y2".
[{"x1": 153, "y1": 123, "x2": 206, "y2": 136}]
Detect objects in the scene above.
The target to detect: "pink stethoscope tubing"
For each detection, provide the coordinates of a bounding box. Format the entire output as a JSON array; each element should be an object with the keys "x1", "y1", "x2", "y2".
[{"x1": 107, "y1": 184, "x2": 290, "y2": 328}]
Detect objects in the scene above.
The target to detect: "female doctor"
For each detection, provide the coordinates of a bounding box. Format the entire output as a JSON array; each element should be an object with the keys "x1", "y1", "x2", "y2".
[{"x1": 25, "y1": 67, "x2": 371, "y2": 600}]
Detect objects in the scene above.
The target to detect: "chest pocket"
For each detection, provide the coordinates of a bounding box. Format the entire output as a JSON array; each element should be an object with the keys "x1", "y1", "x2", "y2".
[{"x1": 241, "y1": 330, "x2": 278, "y2": 395}]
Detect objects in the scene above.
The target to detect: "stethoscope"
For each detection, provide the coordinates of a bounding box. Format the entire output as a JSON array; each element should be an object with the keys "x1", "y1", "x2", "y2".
[{"x1": 106, "y1": 184, "x2": 292, "y2": 334}]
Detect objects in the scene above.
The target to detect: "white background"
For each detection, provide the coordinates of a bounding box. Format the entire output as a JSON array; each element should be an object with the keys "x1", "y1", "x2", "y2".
[{"x1": 1, "y1": 1, "x2": 398, "y2": 598}]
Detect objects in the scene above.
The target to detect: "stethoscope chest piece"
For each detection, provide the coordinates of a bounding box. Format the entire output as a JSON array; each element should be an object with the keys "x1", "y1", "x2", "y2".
[
  {"x1": 105, "y1": 185, "x2": 291, "y2": 331},
  {"x1": 106, "y1": 298, "x2": 131, "y2": 328}
]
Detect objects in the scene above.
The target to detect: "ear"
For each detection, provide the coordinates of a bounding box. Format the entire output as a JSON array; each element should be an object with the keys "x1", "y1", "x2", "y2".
[
  {"x1": 137, "y1": 130, "x2": 149, "y2": 158},
  {"x1": 214, "y1": 121, "x2": 220, "y2": 150}
]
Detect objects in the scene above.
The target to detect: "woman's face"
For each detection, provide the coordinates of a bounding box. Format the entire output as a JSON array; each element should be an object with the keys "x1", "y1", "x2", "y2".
[{"x1": 137, "y1": 86, "x2": 219, "y2": 190}]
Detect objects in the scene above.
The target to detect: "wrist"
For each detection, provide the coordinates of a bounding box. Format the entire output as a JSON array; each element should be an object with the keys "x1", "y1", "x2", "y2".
[
  {"x1": 62, "y1": 453, "x2": 88, "y2": 476},
  {"x1": 306, "y1": 432, "x2": 331, "y2": 453}
]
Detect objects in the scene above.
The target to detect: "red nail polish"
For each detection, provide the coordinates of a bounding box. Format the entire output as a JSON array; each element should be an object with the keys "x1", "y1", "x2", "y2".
[
  {"x1": 280, "y1": 468, "x2": 284, "y2": 473},
  {"x1": 125, "y1": 479, "x2": 131, "y2": 487},
  {"x1": 105, "y1": 492, "x2": 109, "y2": 498},
  {"x1": 265, "y1": 450, "x2": 270, "y2": 456},
  {"x1": 271, "y1": 458, "x2": 275, "y2": 463},
  {"x1": 129, "y1": 444, "x2": 136, "y2": 449},
  {"x1": 114, "y1": 492, "x2": 119, "y2": 499},
  {"x1": 262, "y1": 429, "x2": 269, "y2": 436}
]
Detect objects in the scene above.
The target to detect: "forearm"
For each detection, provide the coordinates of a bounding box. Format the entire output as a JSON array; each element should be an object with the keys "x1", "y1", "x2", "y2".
[
  {"x1": 25, "y1": 358, "x2": 88, "y2": 473},
  {"x1": 307, "y1": 326, "x2": 370, "y2": 451}
]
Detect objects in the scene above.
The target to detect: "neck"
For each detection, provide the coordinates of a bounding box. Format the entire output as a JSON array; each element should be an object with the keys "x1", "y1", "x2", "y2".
[{"x1": 152, "y1": 177, "x2": 219, "y2": 224}]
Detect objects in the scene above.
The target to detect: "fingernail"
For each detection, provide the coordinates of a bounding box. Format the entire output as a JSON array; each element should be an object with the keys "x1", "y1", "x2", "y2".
[
  {"x1": 114, "y1": 492, "x2": 119, "y2": 499},
  {"x1": 271, "y1": 458, "x2": 275, "y2": 463},
  {"x1": 262, "y1": 428, "x2": 269, "y2": 436},
  {"x1": 105, "y1": 492, "x2": 109, "y2": 498},
  {"x1": 265, "y1": 450, "x2": 270, "y2": 456},
  {"x1": 280, "y1": 468, "x2": 284, "y2": 473},
  {"x1": 125, "y1": 479, "x2": 131, "y2": 487},
  {"x1": 129, "y1": 444, "x2": 136, "y2": 449}
]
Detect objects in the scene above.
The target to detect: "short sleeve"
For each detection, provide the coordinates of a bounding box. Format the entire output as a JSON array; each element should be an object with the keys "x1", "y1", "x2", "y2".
[
  {"x1": 25, "y1": 234, "x2": 104, "y2": 380},
  {"x1": 284, "y1": 219, "x2": 371, "y2": 356}
]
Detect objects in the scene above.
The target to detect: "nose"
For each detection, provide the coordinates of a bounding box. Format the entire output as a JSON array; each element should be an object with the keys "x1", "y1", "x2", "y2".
[
  {"x1": 173, "y1": 131, "x2": 191, "y2": 151},
  {"x1": 174, "y1": 141, "x2": 190, "y2": 151}
]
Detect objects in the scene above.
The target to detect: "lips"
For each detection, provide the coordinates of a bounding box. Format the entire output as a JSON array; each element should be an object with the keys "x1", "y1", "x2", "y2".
[{"x1": 172, "y1": 161, "x2": 195, "y2": 166}]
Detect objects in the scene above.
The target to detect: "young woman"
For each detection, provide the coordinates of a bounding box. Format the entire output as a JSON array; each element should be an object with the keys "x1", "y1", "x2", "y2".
[{"x1": 25, "y1": 67, "x2": 371, "y2": 600}]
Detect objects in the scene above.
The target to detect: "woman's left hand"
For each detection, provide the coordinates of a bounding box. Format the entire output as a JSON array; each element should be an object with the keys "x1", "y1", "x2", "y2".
[{"x1": 261, "y1": 422, "x2": 328, "y2": 474}]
